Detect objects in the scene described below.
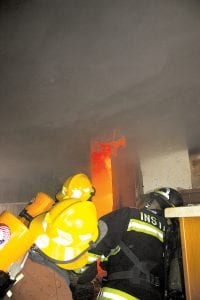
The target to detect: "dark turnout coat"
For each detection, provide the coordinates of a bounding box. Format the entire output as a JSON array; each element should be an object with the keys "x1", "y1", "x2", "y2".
[{"x1": 85, "y1": 207, "x2": 168, "y2": 300}]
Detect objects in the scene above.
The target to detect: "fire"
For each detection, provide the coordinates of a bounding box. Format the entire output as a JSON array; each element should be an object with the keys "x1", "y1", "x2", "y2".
[{"x1": 90, "y1": 137, "x2": 126, "y2": 218}]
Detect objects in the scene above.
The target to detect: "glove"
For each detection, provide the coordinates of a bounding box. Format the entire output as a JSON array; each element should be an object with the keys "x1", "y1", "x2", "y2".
[
  {"x1": 70, "y1": 282, "x2": 95, "y2": 300},
  {"x1": 69, "y1": 269, "x2": 101, "y2": 300},
  {"x1": 0, "y1": 271, "x2": 15, "y2": 299},
  {"x1": 70, "y1": 278, "x2": 101, "y2": 300},
  {"x1": 69, "y1": 262, "x2": 101, "y2": 300}
]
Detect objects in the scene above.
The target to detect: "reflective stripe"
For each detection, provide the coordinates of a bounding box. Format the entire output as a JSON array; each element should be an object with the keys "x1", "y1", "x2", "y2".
[
  {"x1": 109, "y1": 245, "x2": 121, "y2": 256},
  {"x1": 88, "y1": 252, "x2": 99, "y2": 263},
  {"x1": 128, "y1": 219, "x2": 164, "y2": 242},
  {"x1": 100, "y1": 245, "x2": 121, "y2": 262},
  {"x1": 97, "y1": 287, "x2": 139, "y2": 300},
  {"x1": 74, "y1": 266, "x2": 89, "y2": 274},
  {"x1": 100, "y1": 254, "x2": 108, "y2": 262},
  {"x1": 74, "y1": 253, "x2": 99, "y2": 273}
]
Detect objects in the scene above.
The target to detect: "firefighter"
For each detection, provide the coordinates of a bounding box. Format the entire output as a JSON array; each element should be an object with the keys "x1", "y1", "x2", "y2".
[
  {"x1": 0, "y1": 197, "x2": 99, "y2": 299},
  {"x1": 71, "y1": 187, "x2": 184, "y2": 300},
  {"x1": 0, "y1": 173, "x2": 98, "y2": 298},
  {"x1": 28, "y1": 173, "x2": 97, "y2": 278}
]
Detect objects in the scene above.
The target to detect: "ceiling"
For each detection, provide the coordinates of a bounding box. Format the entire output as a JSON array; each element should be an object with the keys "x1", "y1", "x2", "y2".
[{"x1": 0, "y1": 0, "x2": 200, "y2": 202}]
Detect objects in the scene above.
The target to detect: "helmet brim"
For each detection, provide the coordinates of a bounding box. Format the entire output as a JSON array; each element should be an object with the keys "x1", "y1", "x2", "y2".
[{"x1": 150, "y1": 192, "x2": 174, "y2": 209}]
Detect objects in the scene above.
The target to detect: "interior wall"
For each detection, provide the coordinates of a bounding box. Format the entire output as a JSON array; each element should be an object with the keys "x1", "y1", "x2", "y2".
[
  {"x1": 190, "y1": 152, "x2": 200, "y2": 189},
  {"x1": 179, "y1": 152, "x2": 200, "y2": 205},
  {"x1": 139, "y1": 136, "x2": 192, "y2": 193}
]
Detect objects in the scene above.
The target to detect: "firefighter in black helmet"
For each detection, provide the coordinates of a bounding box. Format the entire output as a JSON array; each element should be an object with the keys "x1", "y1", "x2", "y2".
[
  {"x1": 147, "y1": 187, "x2": 183, "y2": 209},
  {"x1": 70, "y1": 187, "x2": 185, "y2": 300}
]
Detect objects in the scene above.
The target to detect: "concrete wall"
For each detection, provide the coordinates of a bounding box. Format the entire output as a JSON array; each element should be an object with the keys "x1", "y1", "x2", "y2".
[
  {"x1": 190, "y1": 152, "x2": 200, "y2": 188},
  {"x1": 139, "y1": 136, "x2": 192, "y2": 193}
]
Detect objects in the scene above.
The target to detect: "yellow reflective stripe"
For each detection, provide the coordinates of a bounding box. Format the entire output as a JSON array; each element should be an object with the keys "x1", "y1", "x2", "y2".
[
  {"x1": 100, "y1": 245, "x2": 121, "y2": 262},
  {"x1": 127, "y1": 219, "x2": 164, "y2": 242},
  {"x1": 74, "y1": 253, "x2": 99, "y2": 274},
  {"x1": 88, "y1": 253, "x2": 99, "y2": 263},
  {"x1": 109, "y1": 245, "x2": 121, "y2": 256},
  {"x1": 97, "y1": 287, "x2": 139, "y2": 300},
  {"x1": 100, "y1": 254, "x2": 108, "y2": 262},
  {"x1": 74, "y1": 266, "x2": 89, "y2": 274}
]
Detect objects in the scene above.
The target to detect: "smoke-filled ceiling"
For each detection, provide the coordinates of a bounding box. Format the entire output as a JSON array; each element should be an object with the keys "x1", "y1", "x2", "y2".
[{"x1": 0, "y1": 0, "x2": 200, "y2": 202}]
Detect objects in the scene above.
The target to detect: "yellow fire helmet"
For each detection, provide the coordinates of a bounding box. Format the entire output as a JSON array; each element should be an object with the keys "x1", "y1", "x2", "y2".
[
  {"x1": 56, "y1": 173, "x2": 95, "y2": 202},
  {"x1": 29, "y1": 198, "x2": 99, "y2": 270}
]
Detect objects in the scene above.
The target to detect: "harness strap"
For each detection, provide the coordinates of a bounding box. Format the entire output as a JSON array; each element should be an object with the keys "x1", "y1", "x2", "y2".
[
  {"x1": 107, "y1": 241, "x2": 160, "y2": 287},
  {"x1": 108, "y1": 270, "x2": 160, "y2": 287},
  {"x1": 108, "y1": 270, "x2": 140, "y2": 284},
  {"x1": 19, "y1": 209, "x2": 33, "y2": 222},
  {"x1": 120, "y1": 241, "x2": 156, "y2": 280}
]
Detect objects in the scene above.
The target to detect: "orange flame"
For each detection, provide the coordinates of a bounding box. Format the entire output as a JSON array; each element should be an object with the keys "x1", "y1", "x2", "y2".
[{"x1": 90, "y1": 137, "x2": 126, "y2": 218}]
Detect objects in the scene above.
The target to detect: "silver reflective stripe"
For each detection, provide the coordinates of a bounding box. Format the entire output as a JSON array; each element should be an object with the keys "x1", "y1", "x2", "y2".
[
  {"x1": 128, "y1": 219, "x2": 164, "y2": 242},
  {"x1": 97, "y1": 287, "x2": 139, "y2": 300}
]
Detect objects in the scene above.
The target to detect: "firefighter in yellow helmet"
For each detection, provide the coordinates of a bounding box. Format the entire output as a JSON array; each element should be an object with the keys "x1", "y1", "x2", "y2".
[
  {"x1": 28, "y1": 180, "x2": 101, "y2": 299},
  {"x1": 0, "y1": 176, "x2": 99, "y2": 298},
  {"x1": 56, "y1": 173, "x2": 95, "y2": 202}
]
